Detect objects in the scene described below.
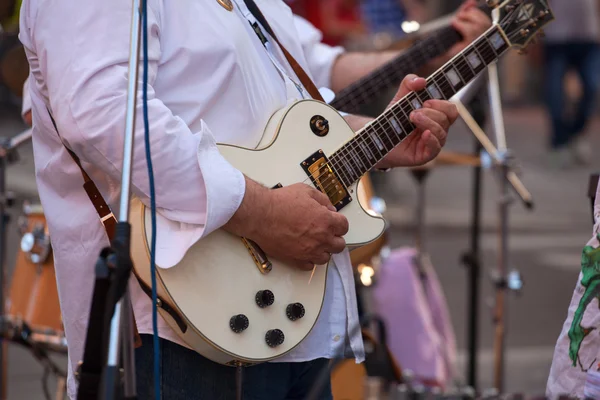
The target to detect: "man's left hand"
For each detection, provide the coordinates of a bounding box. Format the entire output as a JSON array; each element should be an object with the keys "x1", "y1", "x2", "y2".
[{"x1": 344, "y1": 74, "x2": 458, "y2": 170}]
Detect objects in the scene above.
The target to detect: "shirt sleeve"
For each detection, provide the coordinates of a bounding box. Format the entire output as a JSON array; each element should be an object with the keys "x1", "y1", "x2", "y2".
[
  {"x1": 292, "y1": 15, "x2": 345, "y2": 90},
  {"x1": 19, "y1": 0, "x2": 246, "y2": 243}
]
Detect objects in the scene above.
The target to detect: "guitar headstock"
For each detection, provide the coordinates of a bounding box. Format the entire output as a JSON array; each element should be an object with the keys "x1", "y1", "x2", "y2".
[{"x1": 496, "y1": 0, "x2": 555, "y2": 50}]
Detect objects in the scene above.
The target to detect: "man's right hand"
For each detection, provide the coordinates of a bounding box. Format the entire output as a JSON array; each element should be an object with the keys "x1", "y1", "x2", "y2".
[{"x1": 223, "y1": 177, "x2": 349, "y2": 270}]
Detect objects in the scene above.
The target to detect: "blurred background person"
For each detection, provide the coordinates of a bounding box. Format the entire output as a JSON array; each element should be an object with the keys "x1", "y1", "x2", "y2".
[{"x1": 543, "y1": 0, "x2": 600, "y2": 168}]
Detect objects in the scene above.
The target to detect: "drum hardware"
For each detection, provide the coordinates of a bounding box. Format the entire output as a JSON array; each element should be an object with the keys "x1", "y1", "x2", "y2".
[{"x1": 0, "y1": 127, "x2": 33, "y2": 397}]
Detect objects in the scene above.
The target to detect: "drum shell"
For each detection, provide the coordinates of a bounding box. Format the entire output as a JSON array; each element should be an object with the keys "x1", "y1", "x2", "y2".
[{"x1": 7, "y1": 211, "x2": 62, "y2": 334}]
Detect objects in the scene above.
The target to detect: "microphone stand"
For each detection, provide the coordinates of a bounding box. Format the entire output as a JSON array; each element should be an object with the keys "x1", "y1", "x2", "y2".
[
  {"x1": 452, "y1": 61, "x2": 533, "y2": 394},
  {"x1": 76, "y1": 0, "x2": 142, "y2": 398},
  {"x1": 0, "y1": 128, "x2": 32, "y2": 399}
]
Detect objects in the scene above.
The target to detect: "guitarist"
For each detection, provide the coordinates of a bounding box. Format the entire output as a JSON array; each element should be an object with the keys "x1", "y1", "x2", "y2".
[{"x1": 18, "y1": 0, "x2": 487, "y2": 399}]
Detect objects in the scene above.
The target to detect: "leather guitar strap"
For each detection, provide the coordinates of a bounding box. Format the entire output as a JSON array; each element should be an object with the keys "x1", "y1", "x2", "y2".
[
  {"x1": 46, "y1": 109, "x2": 146, "y2": 350},
  {"x1": 242, "y1": 0, "x2": 324, "y2": 102}
]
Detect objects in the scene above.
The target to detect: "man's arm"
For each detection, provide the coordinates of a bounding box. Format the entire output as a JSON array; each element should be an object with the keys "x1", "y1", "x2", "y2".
[
  {"x1": 20, "y1": 0, "x2": 245, "y2": 240},
  {"x1": 314, "y1": 0, "x2": 491, "y2": 92}
]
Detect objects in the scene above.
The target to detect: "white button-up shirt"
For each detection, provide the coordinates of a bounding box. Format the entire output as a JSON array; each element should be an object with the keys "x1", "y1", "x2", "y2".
[{"x1": 19, "y1": 0, "x2": 364, "y2": 397}]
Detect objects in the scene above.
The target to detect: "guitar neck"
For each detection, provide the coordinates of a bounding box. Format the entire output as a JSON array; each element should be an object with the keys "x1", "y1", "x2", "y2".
[
  {"x1": 330, "y1": 3, "x2": 491, "y2": 114},
  {"x1": 329, "y1": 25, "x2": 510, "y2": 187}
]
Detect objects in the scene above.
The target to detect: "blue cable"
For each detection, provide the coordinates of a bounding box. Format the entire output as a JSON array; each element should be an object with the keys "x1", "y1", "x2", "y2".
[{"x1": 141, "y1": 1, "x2": 161, "y2": 398}]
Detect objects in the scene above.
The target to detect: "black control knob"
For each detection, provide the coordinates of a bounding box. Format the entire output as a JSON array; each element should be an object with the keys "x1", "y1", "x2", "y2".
[
  {"x1": 229, "y1": 314, "x2": 249, "y2": 333},
  {"x1": 255, "y1": 290, "x2": 275, "y2": 308},
  {"x1": 286, "y1": 303, "x2": 305, "y2": 321},
  {"x1": 265, "y1": 329, "x2": 285, "y2": 347}
]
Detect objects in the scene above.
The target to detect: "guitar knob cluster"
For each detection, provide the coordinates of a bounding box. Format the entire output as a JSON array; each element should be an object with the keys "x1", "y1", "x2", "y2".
[
  {"x1": 265, "y1": 329, "x2": 285, "y2": 347},
  {"x1": 286, "y1": 303, "x2": 305, "y2": 321},
  {"x1": 229, "y1": 314, "x2": 249, "y2": 333},
  {"x1": 255, "y1": 290, "x2": 275, "y2": 308}
]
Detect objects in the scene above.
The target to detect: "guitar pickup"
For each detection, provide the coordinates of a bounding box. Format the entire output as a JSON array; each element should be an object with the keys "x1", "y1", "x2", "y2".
[{"x1": 301, "y1": 150, "x2": 351, "y2": 211}]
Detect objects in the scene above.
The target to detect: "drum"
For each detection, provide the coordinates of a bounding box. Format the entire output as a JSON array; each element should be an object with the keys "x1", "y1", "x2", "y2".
[{"x1": 6, "y1": 203, "x2": 63, "y2": 336}]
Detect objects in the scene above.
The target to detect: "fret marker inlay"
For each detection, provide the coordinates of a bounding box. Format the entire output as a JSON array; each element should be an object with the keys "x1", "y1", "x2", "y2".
[
  {"x1": 390, "y1": 117, "x2": 403, "y2": 135},
  {"x1": 370, "y1": 132, "x2": 385, "y2": 151},
  {"x1": 446, "y1": 68, "x2": 461, "y2": 87},
  {"x1": 490, "y1": 32, "x2": 505, "y2": 50},
  {"x1": 467, "y1": 52, "x2": 481, "y2": 68},
  {"x1": 427, "y1": 84, "x2": 442, "y2": 99},
  {"x1": 411, "y1": 98, "x2": 422, "y2": 110}
]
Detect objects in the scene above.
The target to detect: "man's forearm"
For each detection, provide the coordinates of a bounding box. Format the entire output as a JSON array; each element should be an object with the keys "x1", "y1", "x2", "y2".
[
  {"x1": 330, "y1": 48, "x2": 446, "y2": 94},
  {"x1": 330, "y1": 51, "x2": 400, "y2": 93}
]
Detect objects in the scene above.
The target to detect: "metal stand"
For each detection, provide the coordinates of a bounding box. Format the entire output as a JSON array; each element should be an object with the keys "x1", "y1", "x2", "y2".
[
  {"x1": 76, "y1": 0, "x2": 143, "y2": 398},
  {"x1": 452, "y1": 64, "x2": 533, "y2": 393},
  {"x1": 0, "y1": 128, "x2": 32, "y2": 398}
]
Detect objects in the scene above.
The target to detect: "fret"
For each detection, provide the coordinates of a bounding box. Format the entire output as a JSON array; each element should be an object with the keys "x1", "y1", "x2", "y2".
[
  {"x1": 397, "y1": 101, "x2": 416, "y2": 133},
  {"x1": 466, "y1": 49, "x2": 484, "y2": 74},
  {"x1": 488, "y1": 30, "x2": 509, "y2": 54},
  {"x1": 370, "y1": 118, "x2": 394, "y2": 152},
  {"x1": 481, "y1": 37, "x2": 499, "y2": 63},
  {"x1": 367, "y1": 128, "x2": 386, "y2": 157},
  {"x1": 358, "y1": 135, "x2": 377, "y2": 162},
  {"x1": 456, "y1": 54, "x2": 476, "y2": 82},
  {"x1": 434, "y1": 72, "x2": 456, "y2": 99},
  {"x1": 443, "y1": 66, "x2": 463, "y2": 88},
  {"x1": 474, "y1": 38, "x2": 495, "y2": 66},
  {"x1": 357, "y1": 135, "x2": 377, "y2": 168},
  {"x1": 416, "y1": 89, "x2": 432, "y2": 104},
  {"x1": 388, "y1": 114, "x2": 405, "y2": 139},
  {"x1": 332, "y1": 158, "x2": 352, "y2": 188},
  {"x1": 339, "y1": 144, "x2": 361, "y2": 181},
  {"x1": 427, "y1": 82, "x2": 444, "y2": 100},
  {"x1": 349, "y1": 144, "x2": 369, "y2": 172},
  {"x1": 410, "y1": 94, "x2": 423, "y2": 110},
  {"x1": 375, "y1": 118, "x2": 400, "y2": 149}
]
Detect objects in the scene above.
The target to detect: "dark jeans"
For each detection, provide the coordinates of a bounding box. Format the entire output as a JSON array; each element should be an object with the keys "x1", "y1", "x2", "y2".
[
  {"x1": 544, "y1": 41, "x2": 600, "y2": 149},
  {"x1": 134, "y1": 334, "x2": 333, "y2": 400}
]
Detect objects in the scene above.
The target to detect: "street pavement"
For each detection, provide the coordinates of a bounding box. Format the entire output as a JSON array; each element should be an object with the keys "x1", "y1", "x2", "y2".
[{"x1": 0, "y1": 104, "x2": 597, "y2": 399}]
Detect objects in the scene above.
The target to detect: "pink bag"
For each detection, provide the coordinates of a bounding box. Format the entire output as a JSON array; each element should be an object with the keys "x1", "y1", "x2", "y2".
[{"x1": 372, "y1": 247, "x2": 457, "y2": 388}]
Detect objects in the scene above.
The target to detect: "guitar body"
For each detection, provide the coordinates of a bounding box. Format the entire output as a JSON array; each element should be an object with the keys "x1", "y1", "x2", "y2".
[{"x1": 130, "y1": 99, "x2": 385, "y2": 365}]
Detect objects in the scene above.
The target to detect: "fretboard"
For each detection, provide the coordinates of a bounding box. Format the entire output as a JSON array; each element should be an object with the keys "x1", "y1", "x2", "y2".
[
  {"x1": 329, "y1": 25, "x2": 510, "y2": 187},
  {"x1": 330, "y1": 4, "x2": 490, "y2": 114}
]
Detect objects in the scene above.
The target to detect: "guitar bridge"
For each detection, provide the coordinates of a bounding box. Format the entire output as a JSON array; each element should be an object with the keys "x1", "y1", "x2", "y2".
[{"x1": 301, "y1": 150, "x2": 351, "y2": 211}]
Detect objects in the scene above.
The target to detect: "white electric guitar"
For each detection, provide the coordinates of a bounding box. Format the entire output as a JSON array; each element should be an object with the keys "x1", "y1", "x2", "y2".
[{"x1": 129, "y1": 0, "x2": 553, "y2": 367}]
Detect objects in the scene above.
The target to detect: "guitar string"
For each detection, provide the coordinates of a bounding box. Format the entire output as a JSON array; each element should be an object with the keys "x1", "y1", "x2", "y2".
[
  {"x1": 308, "y1": 28, "x2": 507, "y2": 195},
  {"x1": 314, "y1": 21, "x2": 533, "y2": 194},
  {"x1": 307, "y1": 22, "x2": 532, "y2": 196}
]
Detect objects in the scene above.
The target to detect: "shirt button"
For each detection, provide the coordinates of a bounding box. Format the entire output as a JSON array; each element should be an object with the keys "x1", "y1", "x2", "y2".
[{"x1": 333, "y1": 335, "x2": 340, "y2": 342}]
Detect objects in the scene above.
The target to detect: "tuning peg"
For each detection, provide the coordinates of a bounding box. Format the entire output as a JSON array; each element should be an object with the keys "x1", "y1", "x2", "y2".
[{"x1": 518, "y1": 48, "x2": 529, "y2": 55}]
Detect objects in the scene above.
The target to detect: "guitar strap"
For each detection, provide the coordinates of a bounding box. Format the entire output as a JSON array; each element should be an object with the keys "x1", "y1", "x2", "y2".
[
  {"x1": 45, "y1": 0, "x2": 321, "y2": 353},
  {"x1": 242, "y1": 0, "x2": 324, "y2": 102}
]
